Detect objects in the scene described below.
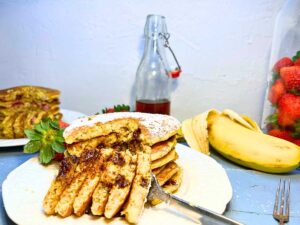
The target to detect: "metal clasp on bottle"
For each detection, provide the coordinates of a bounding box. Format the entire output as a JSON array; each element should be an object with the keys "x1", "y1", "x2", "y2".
[{"x1": 159, "y1": 32, "x2": 182, "y2": 78}]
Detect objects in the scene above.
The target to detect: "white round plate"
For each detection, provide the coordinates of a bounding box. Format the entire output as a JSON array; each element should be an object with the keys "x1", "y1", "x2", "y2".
[
  {"x1": 0, "y1": 109, "x2": 86, "y2": 147},
  {"x1": 2, "y1": 143, "x2": 232, "y2": 225}
]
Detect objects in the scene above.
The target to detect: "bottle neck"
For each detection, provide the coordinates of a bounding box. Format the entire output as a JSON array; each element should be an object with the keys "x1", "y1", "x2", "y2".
[{"x1": 143, "y1": 36, "x2": 165, "y2": 57}]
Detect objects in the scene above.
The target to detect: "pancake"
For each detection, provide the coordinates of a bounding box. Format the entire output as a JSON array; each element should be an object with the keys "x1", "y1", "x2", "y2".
[
  {"x1": 24, "y1": 111, "x2": 38, "y2": 130},
  {"x1": 0, "y1": 86, "x2": 61, "y2": 139},
  {"x1": 1, "y1": 113, "x2": 17, "y2": 138},
  {"x1": 13, "y1": 112, "x2": 27, "y2": 138},
  {"x1": 151, "y1": 149, "x2": 178, "y2": 170},
  {"x1": 43, "y1": 112, "x2": 181, "y2": 224},
  {"x1": 155, "y1": 161, "x2": 179, "y2": 186},
  {"x1": 0, "y1": 86, "x2": 60, "y2": 102},
  {"x1": 64, "y1": 112, "x2": 181, "y2": 145},
  {"x1": 152, "y1": 164, "x2": 166, "y2": 175},
  {"x1": 43, "y1": 155, "x2": 78, "y2": 215},
  {"x1": 151, "y1": 136, "x2": 176, "y2": 161},
  {"x1": 149, "y1": 167, "x2": 183, "y2": 206}
]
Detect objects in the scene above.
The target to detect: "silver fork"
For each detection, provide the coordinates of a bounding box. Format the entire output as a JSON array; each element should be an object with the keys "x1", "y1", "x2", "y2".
[
  {"x1": 273, "y1": 179, "x2": 291, "y2": 225},
  {"x1": 147, "y1": 173, "x2": 244, "y2": 225}
]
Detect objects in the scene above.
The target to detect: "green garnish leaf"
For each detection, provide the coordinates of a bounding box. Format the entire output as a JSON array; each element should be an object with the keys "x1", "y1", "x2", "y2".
[
  {"x1": 266, "y1": 113, "x2": 279, "y2": 129},
  {"x1": 39, "y1": 144, "x2": 55, "y2": 164},
  {"x1": 23, "y1": 117, "x2": 66, "y2": 164},
  {"x1": 51, "y1": 141, "x2": 65, "y2": 153},
  {"x1": 24, "y1": 129, "x2": 42, "y2": 140},
  {"x1": 40, "y1": 119, "x2": 50, "y2": 131},
  {"x1": 292, "y1": 50, "x2": 300, "y2": 62},
  {"x1": 24, "y1": 140, "x2": 41, "y2": 153},
  {"x1": 55, "y1": 135, "x2": 65, "y2": 143},
  {"x1": 50, "y1": 120, "x2": 59, "y2": 129},
  {"x1": 291, "y1": 120, "x2": 300, "y2": 138},
  {"x1": 34, "y1": 123, "x2": 45, "y2": 134}
]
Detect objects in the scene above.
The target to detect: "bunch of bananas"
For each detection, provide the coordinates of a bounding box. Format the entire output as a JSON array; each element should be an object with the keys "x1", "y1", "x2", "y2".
[{"x1": 182, "y1": 109, "x2": 300, "y2": 173}]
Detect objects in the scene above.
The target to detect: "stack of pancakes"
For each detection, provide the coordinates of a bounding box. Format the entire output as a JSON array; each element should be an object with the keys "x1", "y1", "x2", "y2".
[
  {"x1": 0, "y1": 86, "x2": 61, "y2": 138},
  {"x1": 43, "y1": 112, "x2": 181, "y2": 224},
  {"x1": 150, "y1": 136, "x2": 182, "y2": 205}
]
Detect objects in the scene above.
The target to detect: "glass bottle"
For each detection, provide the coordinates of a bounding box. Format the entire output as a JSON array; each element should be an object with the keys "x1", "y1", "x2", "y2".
[{"x1": 135, "y1": 15, "x2": 181, "y2": 115}]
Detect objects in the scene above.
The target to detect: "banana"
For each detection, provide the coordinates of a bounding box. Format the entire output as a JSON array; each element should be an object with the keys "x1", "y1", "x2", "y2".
[
  {"x1": 182, "y1": 109, "x2": 219, "y2": 155},
  {"x1": 208, "y1": 114, "x2": 300, "y2": 173},
  {"x1": 223, "y1": 109, "x2": 255, "y2": 131},
  {"x1": 240, "y1": 114, "x2": 263, "y2": 133},
  {"x1": 191, "y1": 111, "x2": 210, "y2": 155},
  {"x1": 181, "y1": 118, "x2": 199, "y2": 151}
]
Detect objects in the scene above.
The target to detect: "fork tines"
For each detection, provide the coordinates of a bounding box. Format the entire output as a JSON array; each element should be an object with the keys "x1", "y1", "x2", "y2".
[{"x1": 273, "y1": 179, "x2": 291, "y2": 224}]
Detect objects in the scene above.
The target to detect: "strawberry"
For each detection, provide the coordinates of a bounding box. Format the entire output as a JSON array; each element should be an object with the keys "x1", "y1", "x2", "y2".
[
  {"x1": 280, "y1": 66, "x2": 300, "y2": 93},
  {"x1": 294, "y1": 58, "x2": 300, "y2": 66},
  {"x1": 53, "y1": 153, "x2": 64, "y2": 161},
  {"x1": 278, "y1": 93, "x2": 300, "y2": 126},
  {"x1": 106, "y1": 108, "x2": 115, "y2": 113},
  {"x1": 268, "y1": 79, "x2": 286, "y2": 104},
  {"x1": 273, "y1": 57, "x2": 294, "y2": 73},
  {"x1": 59, "y1": 120, "x2": 69, "y2": 129},
  {"x1": 268, "y1": 129, "x2": 295, "y2": 142},
  {"x1": 292, "y1": 139, "x2": 300, "y2": 146},
  {"x1": 102, "y1": 104, "x2": 130, "y2": 114}
]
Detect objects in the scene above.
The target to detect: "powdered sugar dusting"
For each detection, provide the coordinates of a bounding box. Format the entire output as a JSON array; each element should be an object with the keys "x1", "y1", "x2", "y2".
[{"x1": 64, "y1": 112, "x2": 181, "y2": 139}]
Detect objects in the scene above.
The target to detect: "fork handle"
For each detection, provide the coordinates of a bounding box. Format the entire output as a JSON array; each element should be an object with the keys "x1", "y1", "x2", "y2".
[{"x1": 167, "y1": 194, "x2": 244, "y2": 225}]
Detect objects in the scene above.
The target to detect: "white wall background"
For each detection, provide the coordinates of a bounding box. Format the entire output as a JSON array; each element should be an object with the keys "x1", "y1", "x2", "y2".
[{"x1": 0, "y1": 0, "x2": 285, "y2": 122}]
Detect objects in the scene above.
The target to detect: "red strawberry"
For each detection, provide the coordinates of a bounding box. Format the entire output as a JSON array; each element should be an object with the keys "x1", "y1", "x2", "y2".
[
  {"x1": 273, "y1": 57, "x2": 294, "y2": 73},
  {"x1": 53, "y1": 153, "x2": 64, "y2": 161},
  {"x1": 292, "y1": 139, "x2": 300, "y2": 146},
  {"x1": 268, "y1": 79, "x2": 286, "y2": 104},
  {"x1": 59, "y1": 120, "x2": 69, "y2": 128},
  {"x1": 268, "y1": 129, "x2": 295, "y2": 142},
  {"x1": 294, "y1": 58, "x2": 300, "y2": 66},
  {"x1": 280, "y1": 66, "x2": 300, "y2": 92},
  {"x1": 106, "y1": 108, "x2": 115, "y2": 113},
  {"x1": 278, "y1": 93, "x2": 300, "y2": 126}
]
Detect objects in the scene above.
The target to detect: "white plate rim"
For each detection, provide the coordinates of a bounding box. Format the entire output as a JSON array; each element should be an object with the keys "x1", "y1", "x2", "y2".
[
  {"x1": 0, "y1": 109, "x2": 86, "y2": 147},
  {"x1": 2, "y1": 143, "x2": 233, "y2": 225}
]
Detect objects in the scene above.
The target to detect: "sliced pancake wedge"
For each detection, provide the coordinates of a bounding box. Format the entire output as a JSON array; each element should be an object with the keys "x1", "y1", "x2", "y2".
[
  {"x1": 91, "y1": 148, "x2": 123, "y2": 216},
  {"x1": 104, "y1": 150, "x2": 137, "y2": 219},
  {"x1": 43, "y1": 155, "x2": 78, "y2": 215},
  {"x1": 73, "y1": 149, "x2": 106, "y2": 216},
  {"x1": 1, "y1": 113, "x2": 17, "y2": 138},
  {"x1": 55, "y1": 149, "x2": 101, "y2": 217},
  {"x1": 13, "y1": 112, "x2": 27, "y2": 138},
  {"x1": 122, "y1": 145, "x2": 151, "y2": 224}
]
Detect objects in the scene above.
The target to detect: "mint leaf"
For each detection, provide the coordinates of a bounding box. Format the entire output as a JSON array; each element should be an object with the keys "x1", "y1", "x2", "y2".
[
  {"x1": 24, "y1": 140, "x2": 41, "y2": 153},
  {"x1": 24, "y1": 129, "x2": 42, "y2": 140},
  {"x1": 51, "y1": 141, "x2": 65, "y2": 153},
  {"x1": 39, "y1": 144, "x2": 55, "y2": 164}
]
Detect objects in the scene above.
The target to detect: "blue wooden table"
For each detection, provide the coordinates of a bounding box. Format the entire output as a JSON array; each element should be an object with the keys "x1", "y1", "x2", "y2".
[{"x1": 0, "y1": 146, "x2": 299, "y2": 225}]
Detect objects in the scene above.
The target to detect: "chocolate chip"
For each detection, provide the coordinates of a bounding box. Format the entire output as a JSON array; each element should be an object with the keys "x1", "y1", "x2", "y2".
[
  {"x1": 111, "y1": 152, "x2": 125, "y2": 166},
  {"x1": 116, "y1": 174, "x2": 129, "y2": 188},
  {"x1": 140, "y1": 177, "x2": 149, "y2": 188}
]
